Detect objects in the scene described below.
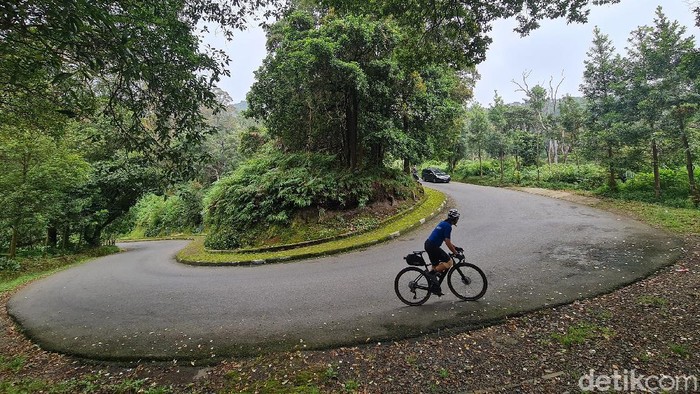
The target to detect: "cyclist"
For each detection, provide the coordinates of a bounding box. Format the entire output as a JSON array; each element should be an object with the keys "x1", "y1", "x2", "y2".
[{"x1": 424, "y1": 208, "x2": 462, "y2": 296}]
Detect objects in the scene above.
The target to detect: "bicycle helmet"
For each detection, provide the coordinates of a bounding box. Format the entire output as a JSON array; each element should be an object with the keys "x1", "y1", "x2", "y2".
[{"x1": 447, "y1": 208, "x2": 460, "y2": 221}]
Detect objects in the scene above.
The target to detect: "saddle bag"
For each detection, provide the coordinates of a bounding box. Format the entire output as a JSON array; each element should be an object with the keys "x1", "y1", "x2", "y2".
[{"x1": 404, "y1": 252, "x2": 425, "y2": 266}]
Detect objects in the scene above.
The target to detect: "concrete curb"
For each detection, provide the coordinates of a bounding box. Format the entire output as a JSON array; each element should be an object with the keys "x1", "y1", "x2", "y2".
[{"x1": 178, "y1": 197, "x2": 447, "y2": 267}]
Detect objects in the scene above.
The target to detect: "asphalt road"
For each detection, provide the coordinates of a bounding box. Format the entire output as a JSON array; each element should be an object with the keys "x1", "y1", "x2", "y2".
[{"x1": 8, "y1": 183, "x2": 682, "y2": 361}]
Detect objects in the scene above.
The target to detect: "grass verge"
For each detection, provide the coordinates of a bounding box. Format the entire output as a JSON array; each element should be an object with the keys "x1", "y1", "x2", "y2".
[
  {"x1": 177, "y1": 188, "x2": 446, "y2": 265},
  {"x1": 0, "y1": 246, "x2": 120, "y2": 294},
  {"x1": 512, "y1": 186, "x2": 699, "y2": 236},
  {"x1": 596, "y1": 198, "x2": 700, "y2": 235}
]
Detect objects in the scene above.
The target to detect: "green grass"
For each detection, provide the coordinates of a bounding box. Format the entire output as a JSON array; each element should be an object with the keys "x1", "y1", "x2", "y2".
[
  {"x1": 598, "y1": 199, "x2": 700, "y2": 235},
  {"x1": 0, "y1": 375, "x2": 173, "y2": 394},
  {"x1": 552, "y1": 323, "x2": 612, "y2": 348},
  {"x1": 669, "y1": 343, "x2": 691, "y2": 358},
  {"x1": 636, "y1": 295, "x2": 668, "y2": 308},
  {"x1": 177, "y1": 188, "x2": 446, "y2": 265},
  {"x1": 0, "y1": 356, "x2": 26, "y2": 373},
  {"x1": 0, "y1": 246, "x2": 120, "y2": 293}
]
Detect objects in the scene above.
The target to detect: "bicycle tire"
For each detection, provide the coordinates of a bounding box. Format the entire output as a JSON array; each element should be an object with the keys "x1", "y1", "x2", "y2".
[
  {"x1": 394, "y1": 266, "x2": 431, "y2": 306},
  {"x1": 447, "y1": 262, "x2": 487, "y2": 301}
]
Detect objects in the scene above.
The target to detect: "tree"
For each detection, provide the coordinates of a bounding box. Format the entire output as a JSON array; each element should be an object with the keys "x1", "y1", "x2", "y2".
[
  {"x1": 318, "y1": 0, "x2": 621, "y2": 71},
  {"x1": 466, "y1": 104, "x2": 493, "y2": 177},
  {"x1": 487, "y1": 93, "x2": 512, "y2": 182},
  {"x1": 0, "y1": 126, "x2": 90, "y2": 257},
  {"x1": 558, "y1": 95, "x2": 586, "y2": 163},
  {"x1": 248, "y1": 11, "x2": 470, "y2": 169},
  {"x1": 503, "y1": 104, "x2": 537, "y2": 169},
  {"x1": 1, "y1": 0, "x2": 282, "y2": 169},
  {"x1": 248, "y1": 12, "x2": 398, "y2": 168},
  {"x1": 623, "y1": 7, "x2": 697, "y2": 199},
  {"x1": 580, "y1": 26, "x2": 623, "y2": 190},
  {"x1": 414, "y1": 67, "x2": 472, "y2": 170},
  {"x1": 513, "y1": 74, "x2": 553, "y2": 180}
]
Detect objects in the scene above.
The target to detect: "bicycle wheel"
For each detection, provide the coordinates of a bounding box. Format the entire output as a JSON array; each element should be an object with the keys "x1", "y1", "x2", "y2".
[
  {"x1": 394, "y1": 267, "x2": 431, "y2": 306},
  {"x1": 447, "y1": 263, "x2": 487, "y2": 301}
]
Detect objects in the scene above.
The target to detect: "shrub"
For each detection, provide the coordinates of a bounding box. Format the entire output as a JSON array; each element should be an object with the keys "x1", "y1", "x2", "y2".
[
  {"x1": 125, "y1": 182, "x2": 204, "y2": 238},
  {"x1": 453, "y1": 160, "x2": 502, "y2": 178},
  {"x1": 616, "y1": 168, "x2": 697, "y2": 207},
  {"x1": 0, "y1": 257, "x2": 21, "y2": 272},
  {"x1": 420, "y1": 160, "x2": 448, "y2": 173},
  {"x1": 538, "y1": 164, "x2": 607, "y2": 190},
  {"x1": 203, "y1": 151, "x2": 420, "y2": 249}
]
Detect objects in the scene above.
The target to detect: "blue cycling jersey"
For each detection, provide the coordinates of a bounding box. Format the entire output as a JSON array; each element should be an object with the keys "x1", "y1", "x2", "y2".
[{"x1": 426, "y1": 220, "x2": 452, "y2": 247}]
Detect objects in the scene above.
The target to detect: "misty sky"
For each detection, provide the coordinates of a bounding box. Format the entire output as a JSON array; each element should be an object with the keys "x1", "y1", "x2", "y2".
[{"x1": 204, "y1": 0, "x2": 700, "y2": 107}]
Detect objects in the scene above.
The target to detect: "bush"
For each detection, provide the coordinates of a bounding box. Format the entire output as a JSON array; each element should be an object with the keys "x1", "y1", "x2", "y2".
[
  {"x1": 453, "y1": 160, "x2": 502, "y2": 178},
  {"x1": 451, "y1": 159, "x2": 606, "y2": 190},
  {"x1": 615, "y1": 168, "x2": 698, "y2": 208},
  {"x1": 125, "y1": 182, "x2": 204, "y2": 238},
  {"x1": 0, "y1": 257, "x2": 20, "y2": 272},
  {"x1": 203, "y1": 151, "x2": 420, "y2": 249},
  {"x1": 537, "y1": 164, "x2": 607, "y2": 190},
  {"x1": 420, "y1": 160, "x2": 449, "y2": 173}
]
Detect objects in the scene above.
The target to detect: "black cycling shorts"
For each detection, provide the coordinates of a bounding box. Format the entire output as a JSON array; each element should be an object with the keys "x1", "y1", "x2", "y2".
[{"x1": 424, "y1": 240, "x2": 449, "y2": 266}]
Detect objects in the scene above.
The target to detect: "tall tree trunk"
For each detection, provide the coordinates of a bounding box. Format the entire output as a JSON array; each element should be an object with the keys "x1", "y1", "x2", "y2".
[
  {"x1": 607, "y1": 145, "x2": 617, "y2": 191},
  {"x1": 345, "y1": 90, "x2": 359, "y2": 169},
  {"x1": 9, "y1": 226, "x2": 18, "y2": 259},
  {"x1": 46, "y1": 226, "x2": 58, "y2": 248},
  {"x1": 651, "y1": 138, "x2": 661, "y2": 199},
  {"x1": 403, "y1": 158, "x2": 410, "y2": 174},
  {"x1": 61, "y1": 225, "x2": 70, "y2": 249},
  {"x1": 681, "y1": 133, "x2": 699, "y2": 207},
  {"x1": 499, "y1": 151, "x2": 504, "y2": 183},
  {"x1": 369, "y1": 143, "x2": 383, "y2": 167},
  {"x1": 478, "y1": 147, "x2": 483, "y2": 177},
  {"x1": 84, "y1": 225, "x2": 102, "y2": 247}
]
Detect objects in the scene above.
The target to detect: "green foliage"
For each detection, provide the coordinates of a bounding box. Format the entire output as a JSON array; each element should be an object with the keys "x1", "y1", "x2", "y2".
[
  {"x1": 247, "y1": 10, "x2": 470, "y2": 169},
  {"x1": 419, "y1": 160, "x2": 449, "y2": 173},
  {"x1": 179, "y1": 188, "x2": 443, "y2": 264},
  {"x1": 124, "y1": 183, "x2": 204, "y2": 238},
  {"x1": 320, "y1": 0, "x2": 620, "y2": 69},
  {"x1": 454, "y1": 160, "x2": 501, "y2": 178},
  {"x1": 613, "y1": 169, "x2": 700, "y2": 207},
  {"x1": 552, "y1": 323, "x2": 600, "y2": 347},
  {"x1": 0, "y1": 356, "x2": 26, "y2": 373},
  {"x1": 454, "y1": 160, "x2": 607, "y2": 190},
  {"x1": 203, "y1": 151, "x2": 419, "y2": 249},
  {"x1": 1, "y1": 0, "x2": 281, "y2": 169},
  {"x1": 514, "y1": 131, "x2": 541, "y2": 167},
  {"x1": 670, "y1": 343, "x2": 691, "y2": 358},
  {"x1": 0, "y1": 125, "x2": 92, "y2": 256},
  {"x1": 529, "y1": 164, "x2": 607, "y2": 190},
  {"x1": 0, "y1": 257, "x2": 21, "y2": 272}
]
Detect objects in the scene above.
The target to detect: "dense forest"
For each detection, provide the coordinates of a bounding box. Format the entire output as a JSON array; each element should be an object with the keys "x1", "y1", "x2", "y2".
[{"x1": 1, "y1": 1, "x2": 698, "y2": 262}]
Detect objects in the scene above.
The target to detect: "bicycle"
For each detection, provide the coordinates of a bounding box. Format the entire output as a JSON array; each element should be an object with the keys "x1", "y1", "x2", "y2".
[{"x1": 394, "y1": 248, "x2": 487, "y2": 306}]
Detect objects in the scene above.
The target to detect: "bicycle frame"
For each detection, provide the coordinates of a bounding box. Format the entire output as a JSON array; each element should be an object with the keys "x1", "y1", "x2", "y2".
[{"x1": 395, "y1": 251, "x2": 487, "y2": 305}]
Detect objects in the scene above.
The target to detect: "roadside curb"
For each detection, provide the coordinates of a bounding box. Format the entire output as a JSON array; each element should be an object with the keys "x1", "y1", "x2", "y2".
[{"x1": 177, "y1": 192, "x2": 447, "y2": 267}]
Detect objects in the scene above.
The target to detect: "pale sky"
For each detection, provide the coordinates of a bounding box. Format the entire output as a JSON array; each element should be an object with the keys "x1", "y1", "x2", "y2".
[{"x1": 203, "y1": 0, "x2": 700, "y2": 106}]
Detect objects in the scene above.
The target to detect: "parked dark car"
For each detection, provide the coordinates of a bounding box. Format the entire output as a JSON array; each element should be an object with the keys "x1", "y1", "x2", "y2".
[{"x1": 421, "y1": 168, "x2": 451, "y2": 183}]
